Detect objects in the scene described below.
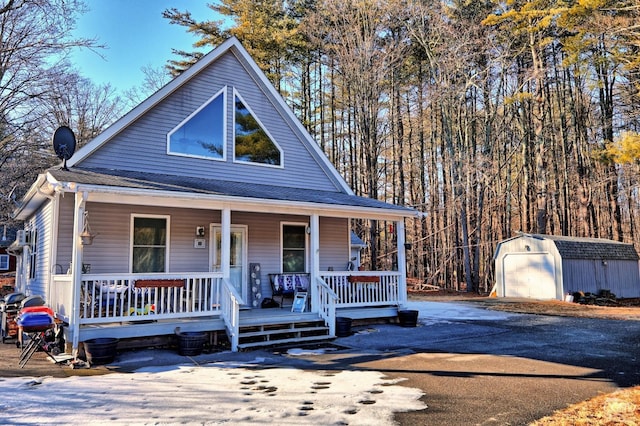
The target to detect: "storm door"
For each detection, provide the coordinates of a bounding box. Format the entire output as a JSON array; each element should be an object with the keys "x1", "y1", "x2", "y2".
[{"x1": 210, "y1": 225, "x2": 248, "y2": 305}]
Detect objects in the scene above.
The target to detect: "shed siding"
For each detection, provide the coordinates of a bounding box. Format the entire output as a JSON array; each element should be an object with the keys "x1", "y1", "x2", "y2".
[
  {"x1": 496, "y1": 234, "x2": 640, "y2": 299},
  {"x1": 563, "y1": 259, "x2": 640, "y2": 298},
  {"x1": 78, "y1": 51, "x2": 338, "y2": 192}
]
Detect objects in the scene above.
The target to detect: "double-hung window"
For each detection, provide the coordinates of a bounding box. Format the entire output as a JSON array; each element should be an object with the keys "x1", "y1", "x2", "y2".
[
  {"x1": 281, "y1": 224, "x2": 307, "y2": 273},
  {"x1": 131, "y1": 215, "x2": 169, "y2": 273}
]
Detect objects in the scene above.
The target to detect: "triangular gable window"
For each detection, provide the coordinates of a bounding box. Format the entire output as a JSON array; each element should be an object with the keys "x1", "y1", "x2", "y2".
[
  {"x1": 168, "y1": 88, "x2": 226, "y2": 160},
  {"x1": 234, "y1": 91, "x2": 282, "y2": 166}
]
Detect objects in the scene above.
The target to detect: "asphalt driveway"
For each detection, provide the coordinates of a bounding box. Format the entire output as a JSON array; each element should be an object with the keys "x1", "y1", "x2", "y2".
[{"x1": 1, "y1": 300, "x2": 639, "y2": 425}]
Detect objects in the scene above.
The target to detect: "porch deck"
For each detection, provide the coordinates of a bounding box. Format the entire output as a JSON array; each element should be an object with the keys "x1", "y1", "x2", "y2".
[{"x1": 50, "y1": 271, "x2": 404, "y2": 351}]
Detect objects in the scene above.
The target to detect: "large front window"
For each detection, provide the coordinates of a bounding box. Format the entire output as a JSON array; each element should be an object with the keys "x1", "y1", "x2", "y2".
[
  {"x1": 234, "y1": 91, "x2": 281, "y2": 166},
  {"x1": 281, "y1": 224, "x2": 306, "y2": 273},
  {"x1": 131, "y1": 216, "x2": 169, "y2": 273},
  {"x1": 168, "y1": 88, "x2": 226, "y2": 160}
]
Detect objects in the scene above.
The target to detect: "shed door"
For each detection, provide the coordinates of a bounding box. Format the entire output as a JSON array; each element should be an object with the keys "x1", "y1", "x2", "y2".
[{"x1": 503, "y1": 253, "x2": 556, "y2": 299}]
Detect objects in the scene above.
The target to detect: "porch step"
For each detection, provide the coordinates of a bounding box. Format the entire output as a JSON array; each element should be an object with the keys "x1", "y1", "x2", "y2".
[
  {"x1": 238, "y1": 334, "x2": 333, "y2": 350},
  {"x1": 237, "y1": 316, "x2": 332, "y2": 350}
]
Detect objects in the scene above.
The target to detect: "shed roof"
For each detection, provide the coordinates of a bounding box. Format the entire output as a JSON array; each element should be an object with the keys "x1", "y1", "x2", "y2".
[{"x1": 529, "y1": 234, "x2": 639, "y2": 260}]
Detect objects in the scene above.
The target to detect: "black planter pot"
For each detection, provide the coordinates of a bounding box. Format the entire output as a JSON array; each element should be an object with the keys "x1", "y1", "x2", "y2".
[
  {"x1": 335, "y1": 317, "x2": 352, "y2": 337},
  {"x1": 84, "y1": 338, "x2": 119, "y2": 365},
  {"x1": 176, "y1": 331, "x2": 207, "y2": 356},
  {"x1": 398, "y1": 310, "x2": 419, "y2": 327}
]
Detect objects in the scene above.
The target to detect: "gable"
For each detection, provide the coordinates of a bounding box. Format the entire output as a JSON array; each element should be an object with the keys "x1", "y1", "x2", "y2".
[{"x1": 71, "y1": 39, "x2": 347, "y2": 193}]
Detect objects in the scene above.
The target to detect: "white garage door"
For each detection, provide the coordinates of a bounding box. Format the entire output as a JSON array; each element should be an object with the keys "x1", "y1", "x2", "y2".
[{"x1": 503, "y1": 253, "x2": 556, "y2": 299}]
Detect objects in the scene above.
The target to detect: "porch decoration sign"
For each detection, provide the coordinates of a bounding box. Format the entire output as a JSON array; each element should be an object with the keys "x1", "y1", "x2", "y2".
[{"x1": 249, "y1": 263, "x2": 262, "y2": 307}]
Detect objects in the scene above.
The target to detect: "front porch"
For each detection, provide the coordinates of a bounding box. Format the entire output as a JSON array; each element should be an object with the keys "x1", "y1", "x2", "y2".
[{"x1": 49, "y1": 270, "x2": 404, "y2": 351}]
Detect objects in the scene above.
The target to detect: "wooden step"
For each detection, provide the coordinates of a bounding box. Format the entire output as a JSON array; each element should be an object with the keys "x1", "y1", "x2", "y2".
[
  {"x1": 239, "y1": 313, "x2": 320, "y2": 327},
  {"x1": 239, "y1": 325, "x2": 328, "y2": 339},
  {"x1": 237, "y1": 314, "x2": 333, "y2": 350},
  {"x1": 237, "y1": 334, "x2": 334, "y2": 350}
]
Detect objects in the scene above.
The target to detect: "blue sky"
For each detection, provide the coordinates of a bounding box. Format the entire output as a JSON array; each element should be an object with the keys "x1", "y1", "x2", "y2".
[{"x1": 71, "y1": 1, "x2": 219, "y2": 91}]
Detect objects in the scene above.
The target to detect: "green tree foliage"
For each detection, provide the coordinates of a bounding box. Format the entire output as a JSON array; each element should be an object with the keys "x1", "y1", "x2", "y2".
[
  {"x1": 163, "y1": 0, "x2": 640, "y2": 286},
  {"x1": 163, "y1": 0, "x2": 306, "y2": 89}
]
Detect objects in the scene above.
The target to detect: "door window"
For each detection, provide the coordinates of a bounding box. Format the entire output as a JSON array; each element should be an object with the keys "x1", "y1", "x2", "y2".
[{"x1": 211, "y1": 225, "x2": 247, "y2": 301}]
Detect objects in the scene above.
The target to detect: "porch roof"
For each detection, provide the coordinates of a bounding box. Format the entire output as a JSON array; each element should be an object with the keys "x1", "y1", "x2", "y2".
[{"x1": 18, "y1": 167, "x2": 417, "y2": 219}]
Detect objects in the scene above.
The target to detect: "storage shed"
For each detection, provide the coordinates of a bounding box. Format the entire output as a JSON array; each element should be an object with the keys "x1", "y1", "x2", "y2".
[{"x1": 494, "y1": 234, "x2": 640, "y2": 300}]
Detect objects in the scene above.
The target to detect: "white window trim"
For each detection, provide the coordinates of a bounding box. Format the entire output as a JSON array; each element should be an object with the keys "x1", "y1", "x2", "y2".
[
  {"x1": 0, "y1": 254, "x2": 9, "y2": 271},
  {"x1": 167, "y1": 86, "x2": 227, "y2": 161},
  {"x1": 28, "y1": 227, "x2": 37, "y2": 280},
  {"x1": 233, "y1": 88, "x2": 283, "y2": 169},
  {"x1": 280, "y1": 221, "x2": 308, "y2": 273},
  {"x1": 130, "y1": 214, "x2": 171, "y2": 274}
]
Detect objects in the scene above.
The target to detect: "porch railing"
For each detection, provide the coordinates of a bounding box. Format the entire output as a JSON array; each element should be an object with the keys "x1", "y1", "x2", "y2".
[
  {"x1": 314, "y1": 277, "x2": 338, "y2": 335},
  {"x1": 50, "y1": 274, "x2": 73, "y2": 320},
  {"x1": 50, "y1": 273, "x2": 223, "y2": 325},
  {"x1": 320, "y1": 271, "x2": 401, "y2": 307},
  {"x1": 220, "y1": 278, "x2": 242, "y2": 352}
]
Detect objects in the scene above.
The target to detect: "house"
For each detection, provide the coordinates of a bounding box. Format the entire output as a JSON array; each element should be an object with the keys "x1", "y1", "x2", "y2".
[
  {"x1": 493, "y1": 233, "x2": 640, "y2": 300},
  {"x1": 11, "y1": 38, "x2": 418, "y2": 354},
  {"x1": 1, "y1": 226, "x2": 17, "y2": 291}
]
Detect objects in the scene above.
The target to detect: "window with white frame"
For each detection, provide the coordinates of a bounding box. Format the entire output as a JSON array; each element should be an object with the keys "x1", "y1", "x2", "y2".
[
  {"x1": 0, "y1": 254, "x2": 8, "y2": 270},
  {"x1": 168, "y1": 88, "x2": 226, "y2": 160},
  {"x1": 28, "y1": 228, "x2": 37, "y2": 279},
  {"x1": 234, "y1": 91, "x2": 281, "y2": 166},
  {"x1": 131, "y1": 215, "x2": 169, "y2": 273},
  {"x1": 281, "y1": 223, "x2": 307, "y2": 273}
]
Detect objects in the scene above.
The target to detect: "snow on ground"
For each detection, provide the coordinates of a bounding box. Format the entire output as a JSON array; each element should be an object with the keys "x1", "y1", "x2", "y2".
[
  {"x1": 0, "y1": 361, "x2": 424, "y2": 425},
  {"x1": 404, "y1": 300, "x2": 515, "y2": 325},
  {"x1": 0, "y1": 301, "x2": 510, "y2": 425}
]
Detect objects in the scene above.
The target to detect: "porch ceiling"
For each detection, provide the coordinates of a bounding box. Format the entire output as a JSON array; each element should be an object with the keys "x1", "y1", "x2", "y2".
[{"x1": 43, "y1": 168, "x2": 417, "y2": 219}]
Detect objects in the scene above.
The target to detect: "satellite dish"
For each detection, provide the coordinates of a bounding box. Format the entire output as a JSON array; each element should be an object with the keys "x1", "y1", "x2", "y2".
[{"x1": 52, "y1": 126, "x2": 76, "y2": 170}]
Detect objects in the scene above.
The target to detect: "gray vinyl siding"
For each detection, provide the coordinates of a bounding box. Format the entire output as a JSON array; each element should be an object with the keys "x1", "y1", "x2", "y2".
[
  {"x1": 25, "y1": 200, "x2": 53, "y2": 299},
  {"x1": 79, "y1": 203, "x2": 221, "y2": 274},
  {"x1": 55, "y1": 195, "x2": 74, "y2": 273},
  {"x1": 319, "y1": 217, "x2": 349, "y2": 271},
  {"x1": 60, "y1": 203, "x2": 351, "y2": 299},
  {"x1": 562, "y1": 259, "x2": 640, "y2": 298},
  {"x1": 78, "y1": 50, "x2": 340, "y2": 192}
]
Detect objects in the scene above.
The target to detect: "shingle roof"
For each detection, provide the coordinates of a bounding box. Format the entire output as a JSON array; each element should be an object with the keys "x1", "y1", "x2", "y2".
[
  {"x1": 532, "y1": 234, "x2": 639, "y2": 260},
  {"x1": 49, "y1": 168, "x2": 415, "y2": 214}
]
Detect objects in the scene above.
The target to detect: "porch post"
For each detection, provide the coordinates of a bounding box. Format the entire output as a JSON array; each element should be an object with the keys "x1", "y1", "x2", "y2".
[
  {"x1": 310, "y1": 213, "x2": 320, "y2": 310},
  {"x1": 70, "y1": 191, "x2": 87, "y2": 357},
  {"x1": 396, "y1": 219, "x2": 407, "y2": 305},
  {"x1": 221, "y1": 208, "x2": 231, "y2": 280}
]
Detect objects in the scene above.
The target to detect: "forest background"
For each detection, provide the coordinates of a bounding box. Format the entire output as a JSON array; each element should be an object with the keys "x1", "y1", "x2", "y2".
[{"x1": 1, "y1": 0, "x2": 640, "y2": 293}]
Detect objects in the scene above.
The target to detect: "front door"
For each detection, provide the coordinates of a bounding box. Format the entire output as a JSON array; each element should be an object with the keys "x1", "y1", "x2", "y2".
[{"x1": 210, "y1": 225, "x2": 248, "y2": 305}]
